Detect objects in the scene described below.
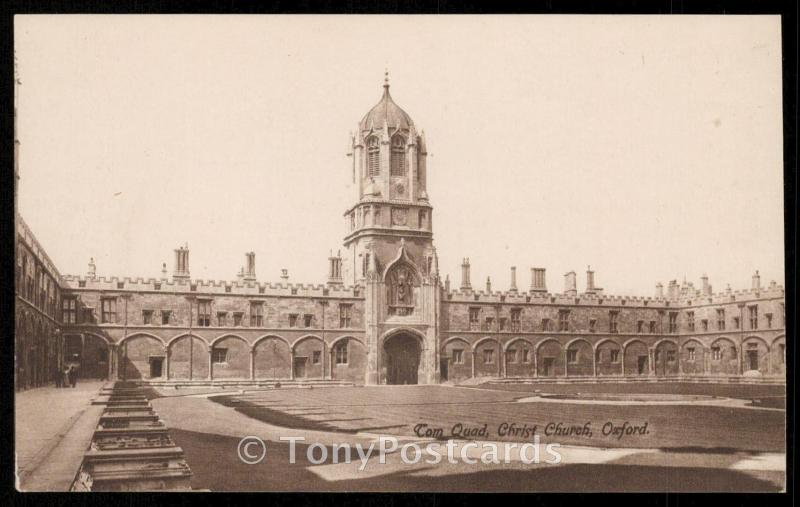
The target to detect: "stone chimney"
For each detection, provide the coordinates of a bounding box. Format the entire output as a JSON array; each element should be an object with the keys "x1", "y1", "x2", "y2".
[
  {"x1": 173, "y1": 245, "x2": 190, "y2": 280},
  {"x1": 564, "y1": 271, "x2": 577, "y2": 296},
  {"x1": 530, "y1": 268, "x2": 547, "y2": 293},
  {"x1": 509, "y1": 266, "x2": 518, "y2": 294},
  {"x1": 243, "y1": 252, "x2": 256, "y2": 282},
  {"x1": 280, "y1": 269, "x2": 289, "y2": 282},
  {"x1": 486, "y1": 276, "x2": 492, "y2": 293},
  {"x1": 701, "y1": 274, "x2": 711, "y2": 296},
  {"x1": 752, "y1": 270, "x2": 761, "y2": 290},
  {"x1": 655, "y1": 282, "x2": 664, "y2": 299},
  {"x1": 460, "y1": 258, "x2": 472, "y2": 291},
  {"x1": 328, "y1": 250, "x2": 343, "y2": 286},
  {"x1": 667, "y1": 280, "x2": 679, "y2": 299},
  {"x1": 87, "y1": 257, "x2": 96, "y2": 279},
  {"x1": 161, "y1": 262, "x2": 168, "y2": 280}
]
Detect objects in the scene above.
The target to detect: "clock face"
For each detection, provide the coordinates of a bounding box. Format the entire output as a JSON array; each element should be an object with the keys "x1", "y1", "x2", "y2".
[{"x1": 395, "y1": 183, "x2": 405, "y2": 196}]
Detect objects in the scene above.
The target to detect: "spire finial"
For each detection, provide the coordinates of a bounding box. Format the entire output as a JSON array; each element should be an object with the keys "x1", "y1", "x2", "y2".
[{"x1": 384, "y1": 68, "x2": 389, "y2": 88}]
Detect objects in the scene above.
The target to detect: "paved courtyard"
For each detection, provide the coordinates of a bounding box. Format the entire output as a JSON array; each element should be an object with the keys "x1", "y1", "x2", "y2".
[
  {"x1": 151, "y1": 383, "x2": 786, "y2": 492},
  {"x1": 15, "y1": 381, "x2": 107, "y2": 491}
]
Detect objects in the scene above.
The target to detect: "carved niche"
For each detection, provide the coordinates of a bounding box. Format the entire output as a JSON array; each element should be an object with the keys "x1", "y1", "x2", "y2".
[
  {"x1": 391, "y1": 207, "x2": 409, "y2": 226},
  {"x1": 386, "y1": 262, "x2": 419, "y2": 317}
]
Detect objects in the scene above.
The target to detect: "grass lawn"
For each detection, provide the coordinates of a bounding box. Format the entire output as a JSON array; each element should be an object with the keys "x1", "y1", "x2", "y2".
[{"x1": 208, "y1": 384, "x2": 785, "y2": 452}]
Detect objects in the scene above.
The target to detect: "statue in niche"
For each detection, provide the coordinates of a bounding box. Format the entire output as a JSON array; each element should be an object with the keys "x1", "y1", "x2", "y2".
[{"x1": 387, "y1": 263, "x2": 418, "y2": 316}]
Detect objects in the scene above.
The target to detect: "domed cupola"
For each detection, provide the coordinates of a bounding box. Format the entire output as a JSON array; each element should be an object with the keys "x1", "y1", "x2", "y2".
[{"x1": 359, "y1": 73, "x2": 414, "y2": 134}]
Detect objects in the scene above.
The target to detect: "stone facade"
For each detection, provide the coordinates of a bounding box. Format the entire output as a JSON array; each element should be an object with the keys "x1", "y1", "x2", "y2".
[
  {"x1": 15, "y1": 78, "x2": 786, "y2": 388},
  {"x1": 15, "y1": 216, "x2": 65, "y2": 390}
]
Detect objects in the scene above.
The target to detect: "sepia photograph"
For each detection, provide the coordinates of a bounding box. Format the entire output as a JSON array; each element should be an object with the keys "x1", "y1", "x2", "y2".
[{"x1": 12, "y1": 14, "x2": 788, "y2": 493}]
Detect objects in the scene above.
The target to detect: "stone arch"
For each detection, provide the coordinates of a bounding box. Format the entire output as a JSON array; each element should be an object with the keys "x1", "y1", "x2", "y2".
[
  {"x1": 253, "y1": 335, "x2": 291, "y2": 380},
  {"x1": 442, "y1": 336, "x2": 471, "y2": 349},
  {"x1": 329, "y1": 336, "x2": 366, "y2": 382},
  {"x1": 330, "y1": 335, "x2": 366, "y2": 349},
  {"x1": 709, "y1": 337, "x2": 738, "y2": 375},
  {"x1": 118, "y1": 332, "x2": 166, "y2": 348},
  {"x1": 742, "y1": 335, "x2": 770, "y2": 374},
  {"x1": 654, "y1": 339, "x2": 679, "y2": 376},
  {"x1": 381, "y1": 328, "x2": 426, "y2": 385},
  {"x1": 536, "y1": 338, "x2": 564, "y2": 378},
  {"x1": 210, "y1": 333, "x2": 248, "y2": 348},
  {"x1": 252, "y1": 334, "x2": 291, "y2": 350},
  {"x1": 119, "y1": 334, "x2": 165, "y2": 380},
  {"x1": 594, "y1": 338, "x2": 622, "y2": 376},
  {"x1": 291, "y1": 334, "x2": 325, "y2": 379},
  {"x1": 503, "y1": 338, "x2": 535, "y2": 378},
  {"x1": 680, "y1": 338, "x2": 706, "y2": 375},
  {"x1": 166, "y1": 332, "x2": 209, "y2": 348},
  {"x1": 168, "y1": 334, "x2": 209, "y2": 380},
  {"x1": 623, "y1": 339, "x2": 650, "y2": 376},
  {"x1": 473, "y1": 336, "x2": 502, "y2": 378},
  {"x1": 441, "y1": 337, "x2": 472, "y2": 382},
  {"x1": 210, "y1": 335, "x2": 250, "y2": 379},
  {"x1": 565, "y1": 338, "x2": 593, "y2": 377},
  {"x1": 771, "y1": 335, "x2": 786, "y2": 375},
  {"x1": 380, "y1": 327, "x2": 427, "y2": 347},
  {"x1": 291, "y1": 334, "x2": 325, "y2": 351}
]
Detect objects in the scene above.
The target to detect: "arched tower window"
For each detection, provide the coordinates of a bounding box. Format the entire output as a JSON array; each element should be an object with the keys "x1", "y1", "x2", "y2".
[
  {"x1": 390, "y1": 135, "x2": 406, "y2": 176},
  {"x1": 367, "y1": 136, "x2": 380, "y2": 176}
]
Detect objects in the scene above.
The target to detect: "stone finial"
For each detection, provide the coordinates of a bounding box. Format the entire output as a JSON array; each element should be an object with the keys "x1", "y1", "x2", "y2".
[
  {"x1": 486, "y1": 276, "x2": 492, "y2": 293},
  {"x1": 87, "y1": 257, "x2": 96, "y2": 279},
  {"x1": 509, "y1": 266, "x2": 518, "y2": 294},
  {"x1": 280, "y1": 269, "x2": 289, "y2": 281},
  {"x1": 444, "y1": 274, "x2": 451, "y2": 293}
]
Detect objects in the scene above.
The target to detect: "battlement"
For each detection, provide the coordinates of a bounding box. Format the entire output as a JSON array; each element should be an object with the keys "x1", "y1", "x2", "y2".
[
  {"x1": 441, "y1": 283, "x2": 783, "y2": 309},
  {"x1": 16, "y1": 214, "x2": 63, "y2": 281},
  {"x1": 61, "y1": 274, "x2": 364, "y2": 299},
  {"x1": 674, "y1": 284, "x2": 785, "y2": 306},
  {"x1": 442, "y1": 288, "x2": 670, "y2": 308}
]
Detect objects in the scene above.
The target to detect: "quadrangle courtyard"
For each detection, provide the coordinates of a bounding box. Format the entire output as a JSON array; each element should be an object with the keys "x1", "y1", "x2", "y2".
[{"x1": 144, "y1": 382, "x2": 786, "y2": 492}]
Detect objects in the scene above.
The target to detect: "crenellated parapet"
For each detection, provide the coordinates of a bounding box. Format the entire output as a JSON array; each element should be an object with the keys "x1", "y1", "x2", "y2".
[
  {"x1": 442, "y1": 287, "x2": 672, "y2": 309},
  {"x1": 16, "y1": 214, "x2": 63, "y2": 282},
  {"x1": 61, "y1": 274, "x2": 365, "y2": 299}
]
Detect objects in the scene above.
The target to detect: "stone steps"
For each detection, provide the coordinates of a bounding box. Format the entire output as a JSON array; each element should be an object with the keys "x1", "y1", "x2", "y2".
[{"x1": 72, "y1": 382, "x2": 194, "y2": 492}]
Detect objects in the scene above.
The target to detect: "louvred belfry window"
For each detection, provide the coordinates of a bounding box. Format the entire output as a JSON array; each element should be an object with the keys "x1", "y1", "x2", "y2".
[
  {"x1": 390, "y1": 135, "x2": 406, "y2": 176},
  {"x1": 367, "y1": 136, "x2": 380, "y2": 176}
]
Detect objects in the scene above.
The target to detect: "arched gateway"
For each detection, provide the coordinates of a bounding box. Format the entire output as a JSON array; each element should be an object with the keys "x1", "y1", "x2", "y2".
[{"x1": 383, "y1": 333, "x2": 421, "y2": 385}]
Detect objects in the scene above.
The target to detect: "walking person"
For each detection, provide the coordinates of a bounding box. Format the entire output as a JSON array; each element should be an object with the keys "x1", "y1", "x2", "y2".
[
  {"x1": 69, "y1": 365, "x2": 78, "y2": 388},
  {"x1": 54, "y1": 365, "x2": 63, "y2": 388},
  {"x1": 63, "y1": 365, "x2": 71, "y2": 388}
]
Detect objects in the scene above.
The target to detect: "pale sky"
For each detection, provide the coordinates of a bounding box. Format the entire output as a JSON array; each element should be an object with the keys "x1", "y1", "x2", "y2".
[{"x1": 15, "y1": 15, "x2": 784, "y2": 296}]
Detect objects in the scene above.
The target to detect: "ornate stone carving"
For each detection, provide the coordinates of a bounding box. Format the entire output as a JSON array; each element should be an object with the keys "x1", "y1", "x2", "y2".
[
  {"x1": 386, "y1": 261, "x2": 418, "y2": 316},
  {"x1": 391, "y1": 207, "x2": 408, "y2": 226}
]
